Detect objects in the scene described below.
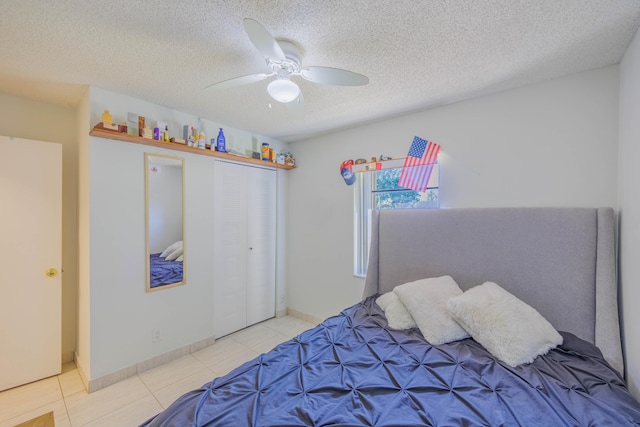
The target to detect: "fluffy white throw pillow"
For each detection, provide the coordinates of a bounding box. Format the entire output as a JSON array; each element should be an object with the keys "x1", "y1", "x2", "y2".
[
  {"x1": 160, "y1": 240, "x2": 182, "y2": 258},
  {"x1": 447, "y1": 281, "x2": 563, "y2": 367},
  {"x1": 376, "y1": 292, "x2": 417, "y2": 330},
  {"x1": 165, "y1": 246, "x2": 183, "y2": 261},
  {"x1": 394, "y1": 276, "x2": 469, "y2": 345}
]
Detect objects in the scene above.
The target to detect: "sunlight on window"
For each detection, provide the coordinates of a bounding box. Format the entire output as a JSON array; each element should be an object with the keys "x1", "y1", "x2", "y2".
[{"x1": 354, "y1": 167, "x2": 439, "y2": 277}]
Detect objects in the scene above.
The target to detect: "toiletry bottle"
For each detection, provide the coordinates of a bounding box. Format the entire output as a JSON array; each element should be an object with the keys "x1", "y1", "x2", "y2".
[
  {"x1": 210, "y1": 138, "x2": 216, "y2": 151},
  {"x1": 216, "y1": 128, "x2": 226, "y2": 153},
  {"x1": 164, "y1": 126, "x2": 170, "y2": 142},
  {"x1": 120, "y1": 122, "x2": 127, "y2": 133},
  {"x1": 261, "y1": 143, "x2": 270, "y2": 161},
  {"x1": 197, "y1": 133, "x2": 206, "y2": 149},
  {"x1": 153, "y1": 127, "x2": 160, "y2": 140},
  {"x1": 138, "y1": 116, "x2": 145, "y2": 137},
  {"x1": 102, "y1": 110, "x2": 112, "y2": 126}
]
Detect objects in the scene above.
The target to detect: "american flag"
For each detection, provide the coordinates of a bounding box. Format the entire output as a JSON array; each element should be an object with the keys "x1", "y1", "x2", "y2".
[{"x1": 398, "y1": 136, "x2": 440, "y2": 191}]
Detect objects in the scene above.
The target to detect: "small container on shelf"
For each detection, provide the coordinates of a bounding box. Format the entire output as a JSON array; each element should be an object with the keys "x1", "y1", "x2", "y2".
[
  {"x1": 127, "y1": 113, "x2": 138, "y2": 136},
  {"x1": 138, "y1": 116, "x2": 145, "y2": 137},
  {"x1": 142, "y1": 126, "x2": 153, "y2": 139},
  {"x1": 102, "y1": 110, "x2": 112, "y2": 126},
  {"x1": 283, "y1": 152, "x2": 295, "y2": 167},
  {"x1": 101, "y1": 110, "x2": 119, "y2": 130},
  {"x1": 197, "y1": 133, "x2": 206, "y2": 149}
]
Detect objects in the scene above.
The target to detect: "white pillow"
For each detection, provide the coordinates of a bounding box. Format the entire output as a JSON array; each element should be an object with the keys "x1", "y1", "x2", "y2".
[
  {"x1": 446, "y1": 281, "x2": 563, "y2": 367},
  {"x1": 376, "y1": 292, "x2": 417, "y2": 330},
  {"x1": 176, "y1": 254, "x2": 183, "y2": 262},
  {"x1": 394, "y1": 276, "x2": 469, "y2": 345},
  {"x1": 165, "y1": 246, "x2": 183, "y2": 261},
  {"x1": 160, "y1": 240, "x2": 182, "y2": 258}
]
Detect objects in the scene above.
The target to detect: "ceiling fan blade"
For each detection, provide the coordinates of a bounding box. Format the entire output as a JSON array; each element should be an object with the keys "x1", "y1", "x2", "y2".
[
  {"x1": 243, "y1": 18, "x2": 286, "y2": 61},
  {"x1": 300, "y1": 66, "x2": 369, "y2": 86},
  {"x1": 205, "y1": 73, "x2": 271, "y2": 91}
]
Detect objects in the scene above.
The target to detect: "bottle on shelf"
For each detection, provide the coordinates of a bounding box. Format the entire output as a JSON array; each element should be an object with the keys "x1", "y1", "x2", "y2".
[
  {"x1": 197, "y1": 133, "x2": 206, "y2": 149},
  {"x1": 216, "y1": 128, "x2": 226, "y2": 153},
  {"x1": 102, "y1": 110, "x2": 112, "y2": 126}
]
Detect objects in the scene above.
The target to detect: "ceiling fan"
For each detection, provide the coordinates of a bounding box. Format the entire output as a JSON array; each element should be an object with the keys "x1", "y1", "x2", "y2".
[{"x1": 206, "y1": 18, "x2": 369, "y2": 104}]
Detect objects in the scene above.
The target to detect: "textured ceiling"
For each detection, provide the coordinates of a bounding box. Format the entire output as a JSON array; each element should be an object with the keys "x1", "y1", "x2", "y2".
[{"x1": 1, "y1": 1, "x2": 639, "y2": 142}]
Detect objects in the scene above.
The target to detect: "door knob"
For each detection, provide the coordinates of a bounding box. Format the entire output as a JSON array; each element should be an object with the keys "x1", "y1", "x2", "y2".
[{"x1": 45, "y1": 268, "x2": 58, "y2": 278}]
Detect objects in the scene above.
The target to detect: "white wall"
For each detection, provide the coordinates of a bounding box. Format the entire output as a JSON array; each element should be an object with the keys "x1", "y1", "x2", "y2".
[
  {"x1": 82, "y1": 87, "x2": 289, "y2": 380},
  {"x1": 0, "y1": 92, "x2": 79, "y2": 361},
  {"x1": 287, "y1": 65, "x2": 620, "y2": 321},
  {"x1": 87, "y1": 137, "x2": 213, "y2": 377},
  {"x1": 619, "y1": 27, "x2": 640, "y2": 400}
]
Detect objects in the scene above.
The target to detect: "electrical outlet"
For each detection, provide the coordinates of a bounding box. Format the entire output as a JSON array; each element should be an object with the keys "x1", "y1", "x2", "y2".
[{"x1": 152, "y1": 330, "x2": 161, "y2": 343}]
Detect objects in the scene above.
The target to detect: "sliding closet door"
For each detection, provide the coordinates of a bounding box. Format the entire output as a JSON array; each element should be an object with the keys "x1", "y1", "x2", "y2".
[
  {"x1": 246, "y1": 167, "x2": 276, "y2": 326},
  {"x1": 213, "y1": 161, "x2": 249, "y2": 337},
  {"x1": 213, "y1": 161, "x2": 277, "y2": 337}
]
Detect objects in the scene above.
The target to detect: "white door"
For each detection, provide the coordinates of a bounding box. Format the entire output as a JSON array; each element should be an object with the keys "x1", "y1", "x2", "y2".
[
  {"x1": 214, "y1": 161, "x2": 249, "y2": 337},
  {"x1": 0, "y1": 136, "x2": 62, "y2": 392},
  {"x1": 246, "y1": 167, "x2": 276, "y2": 326},
  {"x1": 213, "y1": 162, "x2": 276, "y2": 337}
]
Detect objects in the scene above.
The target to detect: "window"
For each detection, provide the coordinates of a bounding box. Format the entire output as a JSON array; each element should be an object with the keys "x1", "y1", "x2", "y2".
[{"x1": 354, "y1": 167, "x2": 439, "y2": 277}]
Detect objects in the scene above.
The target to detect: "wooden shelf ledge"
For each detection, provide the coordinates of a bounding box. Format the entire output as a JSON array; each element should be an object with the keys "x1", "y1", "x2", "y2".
[{"x1": 89, "y1": 123, "x2": 296, "y2": 170}]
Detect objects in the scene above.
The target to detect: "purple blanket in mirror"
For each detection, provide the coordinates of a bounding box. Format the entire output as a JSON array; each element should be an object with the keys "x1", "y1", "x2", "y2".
[{"x1": 149, "y1": 253, "x2": 183, "y2": 288}]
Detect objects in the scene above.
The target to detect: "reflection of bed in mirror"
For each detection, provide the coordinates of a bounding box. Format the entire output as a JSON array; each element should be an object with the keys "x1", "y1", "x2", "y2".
[
  {"x1": 145, "y1": 153, "x2": 185, "y2": 291},
  {"x1": 149, "y1": 240, "x2": 183, "y2": 288}
]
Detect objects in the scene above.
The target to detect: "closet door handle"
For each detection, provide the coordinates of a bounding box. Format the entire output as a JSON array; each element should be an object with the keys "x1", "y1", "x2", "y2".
[{"x1": 249, "y1": 247, "x2": 253, "y2": 250}]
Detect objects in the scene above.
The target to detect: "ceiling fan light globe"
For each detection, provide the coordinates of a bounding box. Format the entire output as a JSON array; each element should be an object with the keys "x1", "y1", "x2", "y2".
[{"x1": 267, "y1": 79, "x2": 300, "y2": 103}]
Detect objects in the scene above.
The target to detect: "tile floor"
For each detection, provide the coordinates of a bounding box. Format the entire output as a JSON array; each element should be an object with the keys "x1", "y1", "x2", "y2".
[{"x1": 0, "y1": 316, "x2": 317, "y2": 427}]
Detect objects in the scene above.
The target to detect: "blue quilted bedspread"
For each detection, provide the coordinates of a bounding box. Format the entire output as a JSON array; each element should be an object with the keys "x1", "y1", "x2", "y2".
[
  {"x1": 149, "y1": 253, "x2": 183, "y2": 288},
  {"x1": 141, "y1": 297, "x2": 640, "y2": 426}
]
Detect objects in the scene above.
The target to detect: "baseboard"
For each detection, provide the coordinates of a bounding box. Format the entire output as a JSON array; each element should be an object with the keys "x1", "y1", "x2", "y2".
[
  {"x1": 75, "y1": 311, "x2": 308, "y2": 394},
  {"x1": 286, "y1": 308, "x2": 323, "y2": 326},
  {"x1": 62, "y1": 351, "x2": 74, "y2": 364},
  {"x1": 80, "y1": 335, "x2": 216, "y2": 393},
  {"x1": 74, "y1": 351, "x2": 89, "y2": 392}
]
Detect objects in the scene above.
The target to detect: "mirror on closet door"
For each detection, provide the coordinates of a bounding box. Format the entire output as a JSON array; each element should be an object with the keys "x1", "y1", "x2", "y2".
[{"x1": 145, "y1": 153, "x2": 186, "y2": 292}]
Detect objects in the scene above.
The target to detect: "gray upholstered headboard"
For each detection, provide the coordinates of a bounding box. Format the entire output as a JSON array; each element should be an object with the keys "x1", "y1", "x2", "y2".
[{"x1": 363, "y1": 207, "x2": 623, "y2": 374}]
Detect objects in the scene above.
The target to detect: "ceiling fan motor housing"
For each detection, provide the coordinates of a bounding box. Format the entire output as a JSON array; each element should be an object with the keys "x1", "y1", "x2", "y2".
[{"x1": 268, "y1": 40, "x2": 301, "y2": 75}]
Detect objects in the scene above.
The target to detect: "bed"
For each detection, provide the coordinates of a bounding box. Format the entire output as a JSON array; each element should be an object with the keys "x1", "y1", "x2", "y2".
[{"x1": 142, "y1": 207, "x2": 640, "y2": 426}]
